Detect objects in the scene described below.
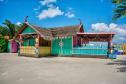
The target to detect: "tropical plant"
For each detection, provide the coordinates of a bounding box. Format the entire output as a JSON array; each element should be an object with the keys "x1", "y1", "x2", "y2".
[
  {"x1": 2, "y1": 20, "x2": 22, "y2": 39},
  {"x1": 3, "y1": 20, "x2": 16, "y2": 39},
  {"x1": 15, "y1": 23, "x2": 23, "y2": 33},
  {"x1": 112, "y1": 0, "x2": 126, "y2": 20},
  {"x1": 0, "y1": 37, "x2": 7, "y2": 53},
  {"x1": 0, "y1": 20, "x2": 22, "y2": 53},
  {"x1": 0, "y1": 26, "x2": 9, "y2": 37}
]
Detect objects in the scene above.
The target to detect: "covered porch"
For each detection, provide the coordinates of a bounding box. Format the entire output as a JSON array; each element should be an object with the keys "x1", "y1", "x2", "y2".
[
  {"x1": 72, "y1": 33, "x2": 115, "y2": 57},
  {"x1": 19, "y1": 33, "x2": 51, "y2": 57}
]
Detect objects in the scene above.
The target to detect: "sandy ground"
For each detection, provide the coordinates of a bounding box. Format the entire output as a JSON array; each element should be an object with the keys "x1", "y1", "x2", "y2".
[{"x1": 0, "y1": 53, "x2": 126, "y2": 84}]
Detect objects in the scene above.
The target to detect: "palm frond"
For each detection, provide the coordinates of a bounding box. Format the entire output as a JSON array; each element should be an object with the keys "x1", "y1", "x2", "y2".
[{"x1": 112, "y1": 0, "x2": 126, "y2": 20}]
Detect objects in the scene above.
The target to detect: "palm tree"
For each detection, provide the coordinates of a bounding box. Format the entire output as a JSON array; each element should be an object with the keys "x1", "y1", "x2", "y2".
[
  {"x1": 3, "y1": 20, "x2": 16, "y2": 39},
  {"x1": 0, "y1": 26, "x2": 9, "y2": 36},
  {"x1": 112, "y1": 0, "x2": 126, "y2": 20},
  {"x1": 2, "y1": 20, "x2": 23, "y2": 39},
  {"x1": 15, "y1": 23, "x2": 23, "y2": 32},
  {"x1": 0, "y1": 26, "x2": 8, "y2": 52}
]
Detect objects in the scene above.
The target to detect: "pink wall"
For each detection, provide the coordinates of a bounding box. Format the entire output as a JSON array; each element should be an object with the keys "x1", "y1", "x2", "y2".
[
  {"x1": 73, "y1": 35, "x2": 81, "y2": 47},
  {"x1": 11, "y1": 40, "x2": 18, "y2": 53}
]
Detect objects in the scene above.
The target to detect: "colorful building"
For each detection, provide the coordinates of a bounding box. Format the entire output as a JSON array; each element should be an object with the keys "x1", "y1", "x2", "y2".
[
  {"x1": 7, "y1": 39, "x2": 18, "y2": 53},
  {"x1": 17, "y1": 22, "x2": 52, "y2": 57},
  {"x1": 114, "y1": 44, "x2": 126, "y2": 55},
  {"x1": 17, "y1": 22, "x2": 115, "y2": 58}
]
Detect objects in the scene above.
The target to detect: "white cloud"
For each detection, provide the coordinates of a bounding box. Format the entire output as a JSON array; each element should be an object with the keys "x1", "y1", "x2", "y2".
[
  {"x1": 38, "y1": 7, "x2": 64, "y2": 20},
  {"x1": 65, "y1": 11, "x2": 75, "y2": 18},
  {"x1": 47, "y1": 4, "x2": 55, "y2": 8},
  {"x1": 40, "y1": 0, "x2": 56, "y2": 6},
  {"x1": 91, "y1": 23, "x2": 108, "y2": 32},
  {"x1": 91, "y1": 23, "x2": 126, "y2": 43},
  {"x1": 16, "y1": 22, "x2": 21, "y2": 25},
  {"x1": 36, "y1": 0, "x2": 64, "y2": 19},
  {"x1": 91, "y1": 23, "x2": 126, "y2": 34},
  {"x1": 36, "y1": 0, "x2": 75, "y2": 19},
  {"x1": 65, "y1": 8, "x2": 75, "y2": 18}
]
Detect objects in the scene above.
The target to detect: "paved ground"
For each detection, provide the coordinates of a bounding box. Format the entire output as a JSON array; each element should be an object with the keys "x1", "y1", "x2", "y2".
[{"x1": 0, "y1": 53, "x2": 126, "y2": 84}]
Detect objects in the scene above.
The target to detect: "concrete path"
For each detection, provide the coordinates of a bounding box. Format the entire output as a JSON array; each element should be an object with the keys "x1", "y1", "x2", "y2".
[{"x1": 0, "y1": 53, "x2": 126, "y2": 84}]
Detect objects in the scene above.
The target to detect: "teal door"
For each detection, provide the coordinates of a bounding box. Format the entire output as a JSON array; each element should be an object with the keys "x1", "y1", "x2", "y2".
[
  {"x1": 52, "y1": 36, "x2": 72, "y2": 56},
  {"x1": 7, "y1": 41, "x2": 11, "y2": 52}
]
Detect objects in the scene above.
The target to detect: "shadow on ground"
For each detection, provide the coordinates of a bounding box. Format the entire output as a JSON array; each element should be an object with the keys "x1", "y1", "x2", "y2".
[{"x1": 107, "y1": 60, "x2": 126, "y2": 73}]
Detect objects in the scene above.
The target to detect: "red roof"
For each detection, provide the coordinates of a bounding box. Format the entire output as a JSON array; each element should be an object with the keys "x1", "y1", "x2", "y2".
[
  {"x1": 77, "y1": 32, "x2": 115, "y2": 38},
  {"x1": 17, "y1": 22, "x2": 84, "y2": 38},
  {"x1": 77, "y1": 32, "x2": 115, "y2": 34}
]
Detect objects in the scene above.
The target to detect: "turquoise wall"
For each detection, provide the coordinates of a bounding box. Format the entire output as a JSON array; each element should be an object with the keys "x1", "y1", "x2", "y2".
[
  {"x1": 7, "y1": 41, "x2": 11, "y2": 52},
  {"x1": 52, "y1": 38, "x2": 108, "y2": 56},
  {"x1": 73, "y1": 49, "x2": 108, "y2": 55},
  {"x1": 22, "y1": 26, "x2": 36, "y2": 34},
  {"x1": 22, "y1": 38, "x2": 35, "y2": 46},
  {"x1": 73, "y1": 42, "x2": 108, "y2": 56},
  {"x1": 21, "y1": 26, "x2": 36, "y2": 46},
  {"x1": 52, "y1": 36, "x2": 72, "y2": 55}
]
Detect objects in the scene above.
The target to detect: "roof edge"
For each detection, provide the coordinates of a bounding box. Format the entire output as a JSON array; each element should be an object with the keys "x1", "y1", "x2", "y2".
[{"x1": 25, "y1": 22, "x2": 45, "y2": 37}]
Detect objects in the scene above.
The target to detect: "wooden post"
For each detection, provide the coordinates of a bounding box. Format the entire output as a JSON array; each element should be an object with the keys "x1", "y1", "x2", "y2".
[
  {"x1": 19, "y1": 34, "x2": 22, "y2": 47},
  {"x1": 18, "y1": 34, "x2": 23, "y2": 56},
  {"x1": 107, "y1": 35, "x2": 112, "y2": 58},
  {"x1": 35, "y1": 34, "x2": 39, "y2": 48},
  {"x1": 51, "y1": 37, "x2": 52, "y2": 55},
  {"x1": 81, "y1": 38, "x2": 82, "y2": 46},
  {"x1": 37, "y1": 34, "x2": 40, "y2": 47},
  {"x1": 72, "y1": 36, "x2": 73, "y2": 54},
  {"x1": 35, "y1": 34, "x2": 40, "y2": 58}
]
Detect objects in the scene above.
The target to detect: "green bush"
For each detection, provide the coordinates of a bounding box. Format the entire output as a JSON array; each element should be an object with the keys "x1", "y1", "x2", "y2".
[{"x1": 0, "y1": 38, "x2": 7, "y2": 53}]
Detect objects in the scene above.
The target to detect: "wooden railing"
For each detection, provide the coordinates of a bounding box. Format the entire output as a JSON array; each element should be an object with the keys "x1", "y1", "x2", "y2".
[{"x1": 20, "y1": 46, "x2": 36, "y2": 56}]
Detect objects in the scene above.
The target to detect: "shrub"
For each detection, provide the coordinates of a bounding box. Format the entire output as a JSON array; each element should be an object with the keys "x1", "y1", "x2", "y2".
[{"x1": 0, "y1": 37, "x2": 7, "y2": 53}]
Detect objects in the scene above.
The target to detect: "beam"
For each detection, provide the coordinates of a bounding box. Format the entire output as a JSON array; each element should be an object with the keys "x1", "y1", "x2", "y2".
[
  {"x1": 107, "y1": 35, "x2": 112, "y2": 57},
  {"x1": 19, "y1": 34, "x2": 23, "y2": 47}
]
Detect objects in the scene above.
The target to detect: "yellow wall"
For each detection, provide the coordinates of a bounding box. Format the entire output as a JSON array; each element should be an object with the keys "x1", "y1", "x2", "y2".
[
  {"x1": 38, "y1": 47, "x2": 51, "y2": 55},
  {"x1": 20, "y1": 46, "x2": 51, "y2": 57},
  {"x1": 122, "y1": 44, "x2": 126, "y2": 55},
  {"x1": 20, "y1": 46, "x2": 36, "y2": 56}
]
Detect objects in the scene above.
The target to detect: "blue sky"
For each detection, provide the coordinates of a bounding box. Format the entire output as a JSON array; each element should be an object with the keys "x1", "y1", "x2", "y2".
[{"x1": 0, "y1": 0, "x2": 126, "y2": 43}]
